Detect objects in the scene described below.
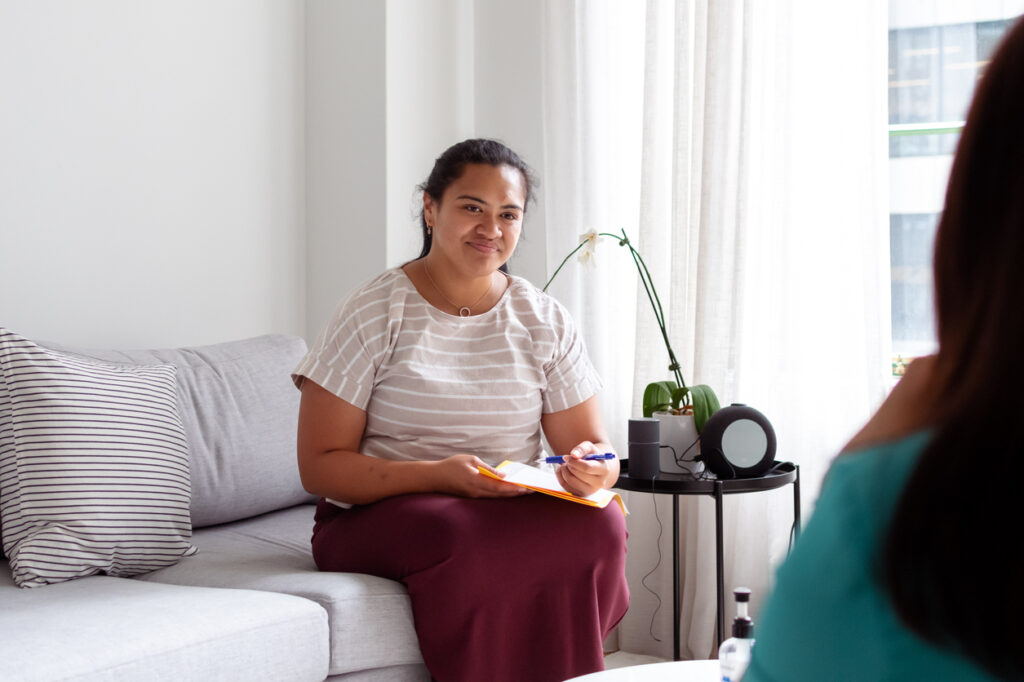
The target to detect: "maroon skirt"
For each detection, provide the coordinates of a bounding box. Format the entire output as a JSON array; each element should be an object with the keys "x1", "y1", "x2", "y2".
[{"x1": 312, "y1": 492, "x2": 629, "y2": 682}]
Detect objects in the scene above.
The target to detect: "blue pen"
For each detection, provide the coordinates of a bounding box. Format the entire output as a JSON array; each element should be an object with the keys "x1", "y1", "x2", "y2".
[{"x1": 544, "y1": 452, "x2": 616, "y2": 464}]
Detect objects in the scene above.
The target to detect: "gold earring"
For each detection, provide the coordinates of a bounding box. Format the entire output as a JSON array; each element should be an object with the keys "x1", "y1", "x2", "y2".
[{"x1": 427, "y1": 225, "x2": 433, "y2": 235}]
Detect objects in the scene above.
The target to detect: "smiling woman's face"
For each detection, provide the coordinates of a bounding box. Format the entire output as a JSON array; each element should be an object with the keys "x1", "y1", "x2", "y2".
[{"x1": 423, "y1": 163, "x2": 526, "y2": 278}]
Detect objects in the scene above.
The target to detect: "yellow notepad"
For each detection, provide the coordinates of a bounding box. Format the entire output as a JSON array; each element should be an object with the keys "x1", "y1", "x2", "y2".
[{"x1": 478, "y1": 460, "x2": 628, "y2": 515}]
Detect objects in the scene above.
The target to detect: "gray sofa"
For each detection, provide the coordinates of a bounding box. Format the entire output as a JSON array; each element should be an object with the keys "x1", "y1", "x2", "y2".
[{"x1": 0, "y1": 333, "x2": 429, "y2": 681}]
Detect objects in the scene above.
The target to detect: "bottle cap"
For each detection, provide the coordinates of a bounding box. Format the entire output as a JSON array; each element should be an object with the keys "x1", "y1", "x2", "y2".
[{"x1": 733, "y1": 587, "x2": 751, "y2": 603}]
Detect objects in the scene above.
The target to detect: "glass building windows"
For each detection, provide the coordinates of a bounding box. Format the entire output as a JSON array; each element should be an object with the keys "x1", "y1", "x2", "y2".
[{"x1": 887, "y1": 8, "x2": 1019, "y2": 362}]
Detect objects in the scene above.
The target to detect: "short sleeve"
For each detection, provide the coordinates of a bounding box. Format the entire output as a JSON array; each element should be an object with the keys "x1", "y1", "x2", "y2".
[
  {"x1": 540, "y1": 308, "x2": 603, "y2": 414},
  {"x1": 291, "y1": 297, "x2": 382, "y2": 410}
]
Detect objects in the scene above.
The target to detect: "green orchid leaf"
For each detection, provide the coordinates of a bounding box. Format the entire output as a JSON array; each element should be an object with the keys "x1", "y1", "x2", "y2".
[
  {"x1": 670, "y1": 386, "x2": 691, "y2": 410},
  {"x1": 642, "y1": 380, "x2": 677, "y2": 418},
  {"x1": 690, "y1": 384, "x2": 721, "y2": 433},
  {"x1": 690, "y1": 389, "x2": 709, "y2": 431}
]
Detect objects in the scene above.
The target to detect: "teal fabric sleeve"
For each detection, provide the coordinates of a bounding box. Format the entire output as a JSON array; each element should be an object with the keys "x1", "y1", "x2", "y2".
[{"x1": 744, "y1": 432, "x2": 998, "y2": 682}]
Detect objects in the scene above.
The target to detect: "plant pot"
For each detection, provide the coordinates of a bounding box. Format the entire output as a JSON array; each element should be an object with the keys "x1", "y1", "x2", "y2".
[{"x1": 653, "y1": 411, "x2": 706, "y2": 476}]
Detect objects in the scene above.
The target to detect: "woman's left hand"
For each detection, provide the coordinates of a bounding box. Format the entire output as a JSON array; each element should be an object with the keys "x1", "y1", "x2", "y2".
[{"x1": 556, "y1": 441, "x2": 616, "y2": 497}]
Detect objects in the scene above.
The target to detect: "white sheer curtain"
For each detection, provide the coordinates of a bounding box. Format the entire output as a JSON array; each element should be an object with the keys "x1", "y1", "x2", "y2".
[
  {"x1": 540, "y1": 1, "x2": 646, "y2": 457},
  {"x1": 541, "y1": 0, "x2": 891, "y2": 661}
]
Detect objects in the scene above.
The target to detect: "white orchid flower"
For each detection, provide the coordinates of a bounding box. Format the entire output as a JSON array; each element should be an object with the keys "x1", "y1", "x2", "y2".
[
  {"x1": 577, "y1": 248, "x2": 596, "y2": 268},
  {"x1": 577, "y1": 230, "x2": 599, "y2": 266}
]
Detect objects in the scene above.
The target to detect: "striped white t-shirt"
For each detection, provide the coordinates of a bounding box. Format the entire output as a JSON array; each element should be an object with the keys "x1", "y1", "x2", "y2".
[{"x1": 292, "y1": 267, "x2": 602, "y2": 467}]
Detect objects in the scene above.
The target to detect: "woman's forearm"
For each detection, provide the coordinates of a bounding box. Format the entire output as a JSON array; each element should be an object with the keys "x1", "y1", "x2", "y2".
[
  {"x1": 298, "y1": 448, "x2": 442, "y2": 505},
  {"x1": 297, "y1": 380, "x2": 447, "y2": 504}
]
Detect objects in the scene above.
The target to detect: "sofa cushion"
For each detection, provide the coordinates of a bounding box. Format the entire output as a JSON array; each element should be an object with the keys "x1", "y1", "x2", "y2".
[
  {"x1": 0, "y1": 559, "x2": 329, "y2": 681},
  {"x1": 39, "y1": 334, "x2": 316, "y2": 528},
  {"x1": 0, "y1": 329, "x2": 198, "y2": 588},
  {"x1": 327, "y1": 665, "x2": 431, "y2": 681},
  {"x1": 134, "y1": 504, "x2": 427, "y2": 678}
]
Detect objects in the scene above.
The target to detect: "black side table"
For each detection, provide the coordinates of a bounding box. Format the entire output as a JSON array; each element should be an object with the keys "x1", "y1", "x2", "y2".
[{"x1": 614, "y1": 460, "x2": 801, "y2": 660}]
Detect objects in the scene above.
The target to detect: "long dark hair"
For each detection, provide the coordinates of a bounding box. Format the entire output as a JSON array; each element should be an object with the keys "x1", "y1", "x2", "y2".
[
  {"x1": 882, "y1": 16, "x2": 1024, "y2": 679},
  {"x1": 415, "y1": 138, "x2": 537, "y2": 273}
]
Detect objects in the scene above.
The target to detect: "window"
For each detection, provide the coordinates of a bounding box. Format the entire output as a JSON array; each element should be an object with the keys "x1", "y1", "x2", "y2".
[{"x1": 887, "y1": 5, "x2": 1020, "y2": 368}]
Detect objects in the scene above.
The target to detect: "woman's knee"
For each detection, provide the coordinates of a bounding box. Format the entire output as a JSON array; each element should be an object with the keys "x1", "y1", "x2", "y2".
[
  {"x1": 581, "y1": 505, "x2": 628, "y2": 553},
  {"x1": 397, "y1": 496, "x2": 482, "y2": 554},
  {"x1": 311, "y1": 494, "x2": 480, "y2": 574}
]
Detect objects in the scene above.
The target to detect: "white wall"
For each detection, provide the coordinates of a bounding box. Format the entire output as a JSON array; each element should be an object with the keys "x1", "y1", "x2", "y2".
[
  {"x1": 0, "y1": 1, "x2": 305, "y2": 348},
  {"x1": 305, "y1": 0, "x2": 388, "y2": 341},
  {"x1": 0, "y1": 0, "x2": 548, "y2": 348}
]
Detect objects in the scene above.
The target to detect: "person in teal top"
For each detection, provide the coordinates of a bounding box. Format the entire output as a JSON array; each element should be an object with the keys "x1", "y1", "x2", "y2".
[
  {"x1": 745, "y1": 430, "x2": 1003, "y2": 681},
  {"x1": 746, "y1": 16, "x2": 1024, "y2": 682}
]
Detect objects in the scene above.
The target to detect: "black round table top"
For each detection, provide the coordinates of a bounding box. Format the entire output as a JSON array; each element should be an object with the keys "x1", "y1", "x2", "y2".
[{"x1": 614, "y1": 459, "x2": 797, "y2": 495}]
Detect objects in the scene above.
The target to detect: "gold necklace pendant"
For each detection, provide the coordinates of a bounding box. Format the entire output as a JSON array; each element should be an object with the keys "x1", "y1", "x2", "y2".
[{"x1": 423, "y1": 262, "x2": 492, "y2": 317}]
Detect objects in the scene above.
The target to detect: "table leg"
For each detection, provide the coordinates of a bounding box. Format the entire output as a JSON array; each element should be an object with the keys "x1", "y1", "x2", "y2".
[
  {"x1": 673, "y1": 494, "x2": 680, "y2": 661},
  {"x1": 714, "y1": 480, "x2": 725, "y2": 647}
]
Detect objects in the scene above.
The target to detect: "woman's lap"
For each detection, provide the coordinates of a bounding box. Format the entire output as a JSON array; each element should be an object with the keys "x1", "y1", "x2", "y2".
[{"x1": 311, "y1": 492, "x2": 629, "y2": 682}]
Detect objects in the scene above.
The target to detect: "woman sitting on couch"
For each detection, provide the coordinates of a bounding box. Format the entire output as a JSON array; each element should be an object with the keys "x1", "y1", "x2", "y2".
[{"x1": 292, "y1": 138, "x2": 629, "y2": 682}]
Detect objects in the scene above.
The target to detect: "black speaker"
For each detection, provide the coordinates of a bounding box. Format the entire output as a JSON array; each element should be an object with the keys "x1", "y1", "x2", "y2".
[
  {"x1": 697, "y1": 404, "x2": 776, "y2": 479},
  {"x1": 628, "y1": 418, "x2": 661, "y2": 480}
]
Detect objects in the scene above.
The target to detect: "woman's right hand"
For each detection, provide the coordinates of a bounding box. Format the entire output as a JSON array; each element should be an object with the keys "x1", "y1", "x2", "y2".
[{"x1": 430, "y1": 454, "x2": 533, "y2": 498}]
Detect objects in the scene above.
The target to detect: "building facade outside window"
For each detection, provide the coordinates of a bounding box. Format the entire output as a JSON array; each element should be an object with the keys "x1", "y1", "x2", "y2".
[{"x1": 888, "y1": 2, "x2": 1021, "y2": 370}]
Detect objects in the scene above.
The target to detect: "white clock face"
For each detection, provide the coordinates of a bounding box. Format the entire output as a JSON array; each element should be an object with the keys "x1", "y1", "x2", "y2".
[{"x1": 721, "y1": 419, "x2": 768, "y2": 468}]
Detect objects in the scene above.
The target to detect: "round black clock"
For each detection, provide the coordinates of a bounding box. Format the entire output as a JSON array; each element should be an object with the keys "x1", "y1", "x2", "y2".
[{"x1": 698, "y1": 404, "x2": 777, "y2": 479}]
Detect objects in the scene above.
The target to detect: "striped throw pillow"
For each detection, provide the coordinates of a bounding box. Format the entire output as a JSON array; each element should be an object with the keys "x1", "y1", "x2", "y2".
[{"x1": 0, "y1": 329, "x2": 197, "y2": 588}]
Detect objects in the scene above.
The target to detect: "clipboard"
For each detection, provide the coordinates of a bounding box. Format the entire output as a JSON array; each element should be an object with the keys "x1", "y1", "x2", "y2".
[{"x1": 478, "y1": 460, "x2": 628, "y2": 515}]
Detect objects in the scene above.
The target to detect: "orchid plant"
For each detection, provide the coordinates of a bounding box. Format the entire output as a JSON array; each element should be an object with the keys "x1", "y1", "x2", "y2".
[{"x1": 543, "y1": 229, "x2": 721, "y2": 432}]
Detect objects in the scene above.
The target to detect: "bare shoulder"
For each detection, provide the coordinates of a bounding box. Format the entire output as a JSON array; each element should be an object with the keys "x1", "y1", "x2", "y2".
[{"x1": 841, "y1": 355, "x2": 936, "y2": 454}]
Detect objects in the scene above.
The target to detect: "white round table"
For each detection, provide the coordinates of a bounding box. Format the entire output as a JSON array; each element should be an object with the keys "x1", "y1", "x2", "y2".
[{"x1": 565, "y1": 659, "x2": 721, "y2": 681}]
